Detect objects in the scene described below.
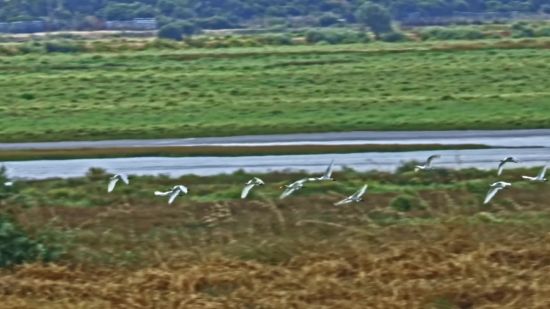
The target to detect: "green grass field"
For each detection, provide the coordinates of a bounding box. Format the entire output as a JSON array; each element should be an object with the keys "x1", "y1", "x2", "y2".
[{"x1": 1, "y1": 40, "x2": 550, "y2": 142}]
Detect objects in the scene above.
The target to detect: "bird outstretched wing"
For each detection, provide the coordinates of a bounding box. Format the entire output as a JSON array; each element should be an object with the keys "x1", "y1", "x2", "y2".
[
  {"x1": 426, "y1": 155, "x2": 440, "y2": 167},
  {"x1": 280, "y1": 187, "x2": 296, "y2": 199},
  {"x1": 108, "y1": 178, "x2": 119, "y2": 192},
  {"x1": 497, "y1": 161, "x2": 507, "y2": 176},
  {"x1": 351, "y1": 184, "x2": 368, "y2": 199},
  {"x1": 323, "y1": 160, "x2": 334, "y2": 178},
  {"x1": 241, "y1": 184, "x2": 255, "y2": 199},
  {"x1": 120, "y1": 174, "x2": 129, "y2": 184},
  {"x1": 537, "y1": 162, "x2": 548, "y2": 179},
  {"x1": 334, "y1": 198, "x2": 351, "y2": 206},
  {"x1": 484, "y1": 187, "x2": 499, "y2": 204},
  {"x1": 176, "y1": 185, "x2": 188, "y2": 194},
  {"x1": 168, "y1": 189, "x2": 180, "y2": 204},
  {"x1": 155, "y1": 190, "x2": 172, "y2": 196}
]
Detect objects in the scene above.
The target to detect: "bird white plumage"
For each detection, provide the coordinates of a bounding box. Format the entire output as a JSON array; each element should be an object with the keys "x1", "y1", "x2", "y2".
[
  {"x1": 484, "y1": 181, "x2": 511, "y2": 204},
  {"x1": 168, "y1": 185, "x2": 188, "y2": 204},
  {"x1": 108, "y1": 174, "x2": 129, "y2": 192},
  {"x1": 154, "y1": 185, "x2": 188, "y2": 204},
  {"x1": 241, "y1": 177, "x2": 265, "y2": 199},
  {"x1": 414, "y1": 155, "x2": 441, "y2": 172},
  {"x1": 308, "y1": 160, "x2": 336, "y2": 181},
  {"x1": 497, "y1": 156, "x2": 521, "y2": 176},
  {"x1": 334, "y1": 184, "x2": 368, "y2": 206},
  {"x1": 279, "y1": 178, "x2": 308, "y2": 199},
  {"x1": 522, "y1": 161, "x2": 548, "y2": 182}
]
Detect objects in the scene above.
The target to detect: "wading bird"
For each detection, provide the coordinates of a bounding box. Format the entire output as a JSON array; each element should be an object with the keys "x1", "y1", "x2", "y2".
[
  {"x1": 484, "y1": 181, "x2": 511, "y2": 204},
  {"x1": 307, "y1": 159, "x2": 336, "y2": 182},
  {"x1": 334, "y1": 184, "x2": 368, "y2": 206},
  {"x1": 497, "y1": 156, "x2": 521, "y2": 176},
  {"x1": 414, "y1": 155, "x2": 441, "y2": 172},
  {"x1": 522, "y1": 162, "x2": 548, "y2": 182},
  {"x1": 241, "y1": 177, "x2": 265, "y2": 199},
  {"x1": 280, "y1": 178, "x2": 308, "y2": 199},
  {"x1": 108, "y1": 174, "x2": 129, "y2": 192},
  {"x1": 155, "y1": 185, "x2": 188, "y2": 204}
]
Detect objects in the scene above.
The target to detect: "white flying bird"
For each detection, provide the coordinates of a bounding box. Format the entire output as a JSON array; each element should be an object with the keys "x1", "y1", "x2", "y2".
[
  {"x1": 154, "y1": 185, "x2": 187, "y2": 196},
  {"x1": 484, "y1": 181, "x2": 511, "y2": 204},
  {"x1": 241, "y1": 177, "x2": 265, "y2": 199},
  {"x1": 280, "y1": 178, "x2": 308, "y2": 199},
  {"x1": 497, "y1": 156, "x2": 521, "y2": 176},
  {"x1": 154, "y1": 185, "x2": 188, "y2": 204},
  {"x1": 522, "y1": 162, "x2": 548, "y2": 182},
  {"x1": 306, "y1": 159, "x2": 336, "y2": 182},
  {"x1": 4, "y1": 182, "x2": 13, "y2": 186},
  {"x1": 334, "y1": 184, "x2": 368, "y2": 206},
  {"x1": 108, "y1": 174, "x2": 129, "y2": 192},
  {"x1": 414, "y1": 155, "x2": 440, "y2": 172}
]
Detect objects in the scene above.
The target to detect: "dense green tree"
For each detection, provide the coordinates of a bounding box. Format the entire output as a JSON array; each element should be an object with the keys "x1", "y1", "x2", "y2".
[
  {"x1": 157, "y1": 20, "x2": 196, "y2": 40},
  {"x1": 356, "y1": 2, "x2": 393, "y2": 38},
  {"x1": 0, "y1": 0, "x2": 545, "y2": 25},
  {"x1": 318, "y1": 12, "x2": 340, "y2": 27}
]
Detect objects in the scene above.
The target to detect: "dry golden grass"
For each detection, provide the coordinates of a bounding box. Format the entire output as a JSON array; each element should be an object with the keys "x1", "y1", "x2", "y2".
[{"x1": 3, "y1": 187, "x2": 550, "y2": 308}]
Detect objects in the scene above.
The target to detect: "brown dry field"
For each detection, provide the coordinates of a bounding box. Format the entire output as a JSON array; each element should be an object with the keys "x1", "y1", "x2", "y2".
[{"x1": 2, "y1": 186, "x2": 550, "y2": 308}]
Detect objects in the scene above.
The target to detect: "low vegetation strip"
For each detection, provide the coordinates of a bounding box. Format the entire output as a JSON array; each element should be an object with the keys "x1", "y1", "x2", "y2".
[
  {"x1": 0, "y1": 143, "x2": 491, "y2": 161},
  {"x1": 1, "y1": 163, "x2": 545, "y2": 206}
]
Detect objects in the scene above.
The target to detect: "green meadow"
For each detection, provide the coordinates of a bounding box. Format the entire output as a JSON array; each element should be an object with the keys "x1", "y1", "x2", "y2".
[{"x1": 1, "y1": 41, "x2": 550, "y2": 142}]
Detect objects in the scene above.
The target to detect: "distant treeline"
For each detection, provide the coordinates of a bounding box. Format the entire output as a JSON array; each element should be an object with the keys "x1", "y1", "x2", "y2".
[{"x1": 1, "y1": 0, "x2": 549, "y2": 28}]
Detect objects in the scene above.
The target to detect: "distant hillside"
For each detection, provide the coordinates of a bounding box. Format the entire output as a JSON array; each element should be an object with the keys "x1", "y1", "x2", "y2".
[{"x1": 0, "y1": 0, "x2": 548, "y2": 26}]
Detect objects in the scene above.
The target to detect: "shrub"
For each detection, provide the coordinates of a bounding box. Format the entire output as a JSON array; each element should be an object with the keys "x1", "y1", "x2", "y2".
[
  {"x1": 17, "y1": 43, "x2": 44, "y2": 54},
  {"x1": 0, "y1": 214, "x2": 63, "y2": 268},
  {"x1": 356, "y1": 2, "x2": 393, "y2": 38},
  {"x1": 158, "y1": 21, "x2": 197, "y2": 41},
  {"x1": 510, "y1": 22, "x2": 536, "y2": 38},
  {"x1": 305, "y1": 30, "x2": 325, "y2": 43},
  {"x1": 380, "y1": 31, "x2": 410, "y2": 42},
  {"x1": 535, "y1": 26, "x2": 550, "y2": 37},
  {"x1": 44, "y1": 41, "x2": 81, "y2": 53},
  {"x1": 258, "y1": 34, "x2": 294, "y2": 45},
  {"x1": 158, "y1": 23, "x2": 181, "y2": 41},
  {"x1": 390, "y1": 194, "x2": 427, "y2": 212},
  {"x1": 305, "y1": 29, "x2": 370, "y2": 44},
  {"x1": 318, "y1": 13, "x2": 340, "y2": 27},
  {"x1": 420, "y1": 27, "x2": 486, "y2": 41}
]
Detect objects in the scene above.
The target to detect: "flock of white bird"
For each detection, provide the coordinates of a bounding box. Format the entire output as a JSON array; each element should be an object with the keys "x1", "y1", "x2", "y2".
[
  {"x1": 95, "y1": 155, "x2": 549, "y2": 206},
  {"x1": 104, "y1": 159, "x2": 367, "y2": 206},
  {"x1": 415, "y1": 155, "x2": 547, "y2": 204}
]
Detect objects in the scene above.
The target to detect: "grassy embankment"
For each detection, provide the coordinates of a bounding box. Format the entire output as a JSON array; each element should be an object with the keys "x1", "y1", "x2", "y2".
[
  {"x1": 1, "y1": 39, "x2": 550, "y2": 144},
  {"x1": 1, "y1": 164, "x2": 550, "y2": 308},
  {"x1": 0, "y1": 143, "x2": 493, "y2": 161}
]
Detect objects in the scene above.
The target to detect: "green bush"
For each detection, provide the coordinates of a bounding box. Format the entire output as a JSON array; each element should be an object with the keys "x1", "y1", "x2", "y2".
[
  {"x1": 535, "y1": 26, "x2": 550, "y2": 37},
  {"x1": 318, "y1": 13, "x2": 340, "y2": 27},
  {"x1": 44, "y1": 41, "x2": 81, "y2": 53},
  {"x1": 305, "y1": 29, "x2": 370, "y2": 44},
  {"x1": 257, "y1": 34, "x2": 294, "y2": 45},
  {"x1": 390, "y1": 194, "x2": 427, "y2": 212},
  {"x1": 510, "y1": 22, "x2": 536, "y2": 38},
  {"x1": 420, "y1": 27, "x2": 486, "y2": 41},
  {"x1": 158, "y1": 21, "x2": 197, "y2": 41},
  {"x1": 0, "y1": 214, "x2": 63, "y2": 268},
  {"x1": 379, "y1": 31, "x2": 410, "y2": 42}
]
